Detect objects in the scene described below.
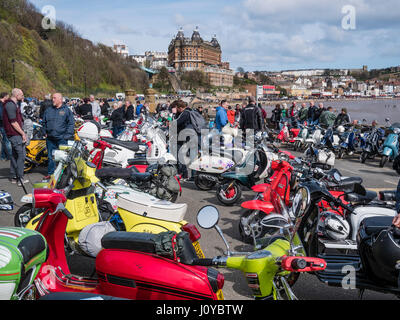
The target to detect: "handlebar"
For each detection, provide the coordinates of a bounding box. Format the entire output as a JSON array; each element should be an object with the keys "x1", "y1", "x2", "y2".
[{"x1": 192, "y1": 258, "x2": 215, "y2": 266}]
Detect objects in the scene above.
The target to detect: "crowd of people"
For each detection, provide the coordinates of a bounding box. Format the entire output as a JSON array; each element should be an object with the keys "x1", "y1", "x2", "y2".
[{"x1": 270, "y1": 101, "x2": 353, "y2": 130}]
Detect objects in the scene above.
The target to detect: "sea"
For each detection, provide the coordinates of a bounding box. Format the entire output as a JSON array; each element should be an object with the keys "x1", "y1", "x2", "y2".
[{"x1": 264, "y1": 98, "x2": 400, "y2": 125}]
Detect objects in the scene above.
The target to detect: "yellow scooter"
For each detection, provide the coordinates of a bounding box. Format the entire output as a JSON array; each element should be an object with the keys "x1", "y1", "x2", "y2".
[{"x1": 23, "y1": 140, "x2": 204, "y2": 257}]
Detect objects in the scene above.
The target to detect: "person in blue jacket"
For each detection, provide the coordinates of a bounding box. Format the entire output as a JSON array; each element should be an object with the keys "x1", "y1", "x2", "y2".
[
  {"x1": 215, "y1": 100, "x2": 228, "y2": 132},
  {"x1": 135, "y1": 100, "x2": 144, "y2": 117},
  {"x1": 42, "y1": 93, "x2": 75, "y2": 178}
]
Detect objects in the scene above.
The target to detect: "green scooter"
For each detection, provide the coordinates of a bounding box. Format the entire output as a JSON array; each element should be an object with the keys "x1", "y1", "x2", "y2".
[{"x1": 193, "y1": 201, "x2": 327, "y2": 300}]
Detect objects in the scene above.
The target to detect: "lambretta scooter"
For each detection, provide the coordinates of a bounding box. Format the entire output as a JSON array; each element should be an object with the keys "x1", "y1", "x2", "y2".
[
  {"x1": 193, "y1": 205, "x2": 326, "y2": 300},
  {"x1": 380, "y1": 121, "x2": 400, "y2": 168},
  {"x1": 188, "y1": 128, "x2": 251, "y2": 191},
  {"x1": 30, "y1": 187, "x2": 224, "y2": 300},
  {"x1": 0, "y1": 227, "x2": 47, "y2": 300},
  {"x1": 21, "y1": 140, "x2": 204, "y2": 258},
  {"x1": 215, "y1": 135, "x2": 271, "y2": 206}
]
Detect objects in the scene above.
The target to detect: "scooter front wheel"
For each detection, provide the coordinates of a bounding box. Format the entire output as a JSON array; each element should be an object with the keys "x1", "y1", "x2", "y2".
[
  {"x1": 14, "y1": 204, "x2": 42, "y2": 227},
  {"x1": 360, "y1": 152, "x2": 368, "y2": 163},
  {"x1": 380, "y1": 155, "x2": 388, "y2": 168},
  {"x1": 216, "y1": 182, "x2": 242, "y2": 206}
]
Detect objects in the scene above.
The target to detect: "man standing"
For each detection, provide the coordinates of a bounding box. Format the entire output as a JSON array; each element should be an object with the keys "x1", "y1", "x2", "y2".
[
  {"x1": 2, "y1": 88, "x2": 27, "y2": 185},
  {"x1": 240, "y1": 96, "x2": 263, "y2": 132},
  {"x1": 215, "y1": 100, "x2": 229, "y2": 132},
  {"x1": 42, "y1": 93, "x2": 75, "y2": 179},
  {"x1": 135, "y1": 100, "x2": 144, "y2": 117},
  {"x1": 307, "y1": 100, "x2": 317, "y2": 125},
  {"x1": 319, "y1": 106, "x2": 337, "y2": 128},
  {"x1": 90, "y1": 94, "x2": 101, "y2": 120},
  {"x1": 124, "y1": 100, "x2": 135, "y2": 121},
  {"x1": 0, "y1": 92, "x2": 11, "y2": 161},
  {"x1": 298, "y1": 103, "x2": 309, "y2": 123},
  {"x1": 110, "y1": 102, "x2": 125, "y2": 138},
  {"x1": 313, "y1": 102, "x2": 326, "y2": 125}
]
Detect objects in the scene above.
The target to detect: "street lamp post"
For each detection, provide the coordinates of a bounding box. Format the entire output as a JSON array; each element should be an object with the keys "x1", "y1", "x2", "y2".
[
  {"x1": 84, "y1": 71, "x2": 87, "y2": 97},
  {"x1": 11, "y1": 58, "x2": 15, "y2": 88}
]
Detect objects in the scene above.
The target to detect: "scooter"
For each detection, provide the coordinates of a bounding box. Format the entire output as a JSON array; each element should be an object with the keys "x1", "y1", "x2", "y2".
[
  {"x1": 189, "y1": 129, "x2": 251, "y2": 191},
  {"x1": 21, "y1": 141, "x2": 203, "y2": 258},
  {"x1": 292, "y1": 179, "x2": 396, "y2": 257},
  {"x1": 193, "y1": 205, "x2": 327, "y2": 300},
  {"x1": 0, "y1": 227, "x2": 47, "y2": 300},
  {"x1": 316, "y1": 218, "x2": 400, "y2": 298},
  {"x1": 239, "y1": 159, "x2": 294, "y2": 243},
  {"x1": 215, "y1": 136, "x2": 271, "y2": 206},
  {"x1": 24, "y1": 124, "x2": 48, "y2": 173},
  {"x1": 77, "y1": 121, "x2": 147, "y2": 168},
  {"x1": 360, "y1": 125, "x2": 385, "y2": 164},
  {"x1": 380, "y1": 121, "x2": 400, "y2": 168},
  {"x1": 30, "y1": 187, "x2": 224, "y2": 300},
  {"x1": 293, "y1": 123, "x2": 309, "y2": 151}
]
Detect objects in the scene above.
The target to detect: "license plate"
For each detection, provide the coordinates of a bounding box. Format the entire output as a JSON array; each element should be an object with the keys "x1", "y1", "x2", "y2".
[
  {"x1": 216, "y1": 290, "x2": 224, "y2": 300},
  {"x1": 193, "y1": 241, "x2": 205, "y2": 258}
]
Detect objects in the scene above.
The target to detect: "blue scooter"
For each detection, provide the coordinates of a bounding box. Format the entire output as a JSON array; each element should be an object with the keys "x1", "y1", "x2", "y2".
[{"x1": 380, "y1": 120, "x2": 400, "y2": 168}]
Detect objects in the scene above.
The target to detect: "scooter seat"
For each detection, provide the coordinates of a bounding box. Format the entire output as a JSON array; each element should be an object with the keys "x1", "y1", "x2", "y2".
[
  {"x1": 130, "y1": 172, "x2": 152, "y2": 183},
  {"x1": 326, "y1": 177, "x2": 363, "y2": 191},
  {"x1": 102, "y1": 137, "x2": 140, "y2": 152},
  {"x1": 102, "y1": 232, "x2": 158, "y2": 254},
  {"x1": 17, "y1": 233, "x2": 47, "y2": 264},
  {"x1": 361, "y1": 216, "x2": 393, "y2": 236},
  {"x1": 346, "y1": 190, "x2": 377, "y2": 205},
  {"x1": 127, "y1": 158, "x2": 148, "y2": 166},
  {"x1": 96, "y1": 168, "x2": 134, "y2": 180}
]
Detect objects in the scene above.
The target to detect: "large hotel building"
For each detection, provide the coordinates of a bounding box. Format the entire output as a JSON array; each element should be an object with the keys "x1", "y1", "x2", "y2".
[{"x1": 168, "y1": 28, "x2": 234, "y2": 87}]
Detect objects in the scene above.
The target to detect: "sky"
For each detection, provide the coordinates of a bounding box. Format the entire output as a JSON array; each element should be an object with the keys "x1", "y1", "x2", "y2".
[{"x1": 30, "y1": 0, "x2": 400, "y2": 72}]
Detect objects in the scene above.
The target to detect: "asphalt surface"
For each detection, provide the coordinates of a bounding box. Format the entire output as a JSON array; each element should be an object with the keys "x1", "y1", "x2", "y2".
[{"x1": 0, "y1": 145, "x2": 399, "y2": 300}]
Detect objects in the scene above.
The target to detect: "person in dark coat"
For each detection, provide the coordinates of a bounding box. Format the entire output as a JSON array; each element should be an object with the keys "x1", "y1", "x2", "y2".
[
  {"x1": 240, "y1": 97, "x2": 263, "y2": 132},
  {"x1": 110, "y1": 102, "x2": 125, "y2": 138},
  {"x1": 42, "y1": 93, "x2": 75, "y2": 178},
  {"x1": 75, "y1": 98, "x2": 93, "y2": 120},
  {"x1": 124, "y1": 100, "x2": 135, "y2": 121}
]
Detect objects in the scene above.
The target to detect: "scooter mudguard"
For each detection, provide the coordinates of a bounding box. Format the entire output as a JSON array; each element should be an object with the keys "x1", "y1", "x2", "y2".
[
  {"x1": 382, "y1": 147, "x2": 393, "y2": 157},
  {"x1": 252, "y1": 184, "x2": 270, "y2": 193},
  {"x1": 241, "y1": 200, "x2": 274, "y2": 214},
  {"x1": 221, "y1": 172, "x2": 249, "y2": 185}
]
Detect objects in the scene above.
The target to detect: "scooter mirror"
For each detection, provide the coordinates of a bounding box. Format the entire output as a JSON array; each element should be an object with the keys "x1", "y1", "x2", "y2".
[
  {"x1": 333, "y1": 172, "x2": 341, "y2": 183},
  {"x1": 197, "y1": 205, "x2": 220, "y2": 229}
]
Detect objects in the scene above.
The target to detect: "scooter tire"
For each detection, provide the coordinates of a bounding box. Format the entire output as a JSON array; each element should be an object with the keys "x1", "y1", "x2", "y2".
[
  {"x1": 360, "y1": 152, "x2": 367, "y2": 164},
  {"x1": 14, "y1": 204, "x2": 43, "y2": 228},
  {"x1": 216, "y1": 182, "x2": 242, "y2": 206},
  {"x1": 194, "y1": 175, "x2": 216, "y2": 191},
  {"x1": 24, "y1": 160, "x2": 34, "y2": 174},
  {"x1": 380, "y1": 155, "x2": 388, "y2": 168}
]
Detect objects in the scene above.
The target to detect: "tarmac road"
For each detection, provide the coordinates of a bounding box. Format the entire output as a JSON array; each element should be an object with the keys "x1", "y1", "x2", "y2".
[{"x1": 0, "y1": 146, "x2": 398, "y2": 301}]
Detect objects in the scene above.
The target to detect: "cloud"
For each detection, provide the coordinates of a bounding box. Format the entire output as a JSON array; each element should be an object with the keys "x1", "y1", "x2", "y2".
[{"x1": 29, "y1": 0, "x2": 400, "y2": 71}]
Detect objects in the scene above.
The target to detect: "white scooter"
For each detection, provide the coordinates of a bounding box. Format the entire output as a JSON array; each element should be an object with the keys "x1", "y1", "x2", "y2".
[{"x1": 186, "y1": 128, "x2": 251, "y2": 191}]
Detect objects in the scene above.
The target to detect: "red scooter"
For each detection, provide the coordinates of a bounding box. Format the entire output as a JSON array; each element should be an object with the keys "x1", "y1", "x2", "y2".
[
  {"x1": 239, "y1": 160, "x2": 294, "y2": 243},
  {"x1": 32, "y1": 188, "x2": 224, "y2": 300}
]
